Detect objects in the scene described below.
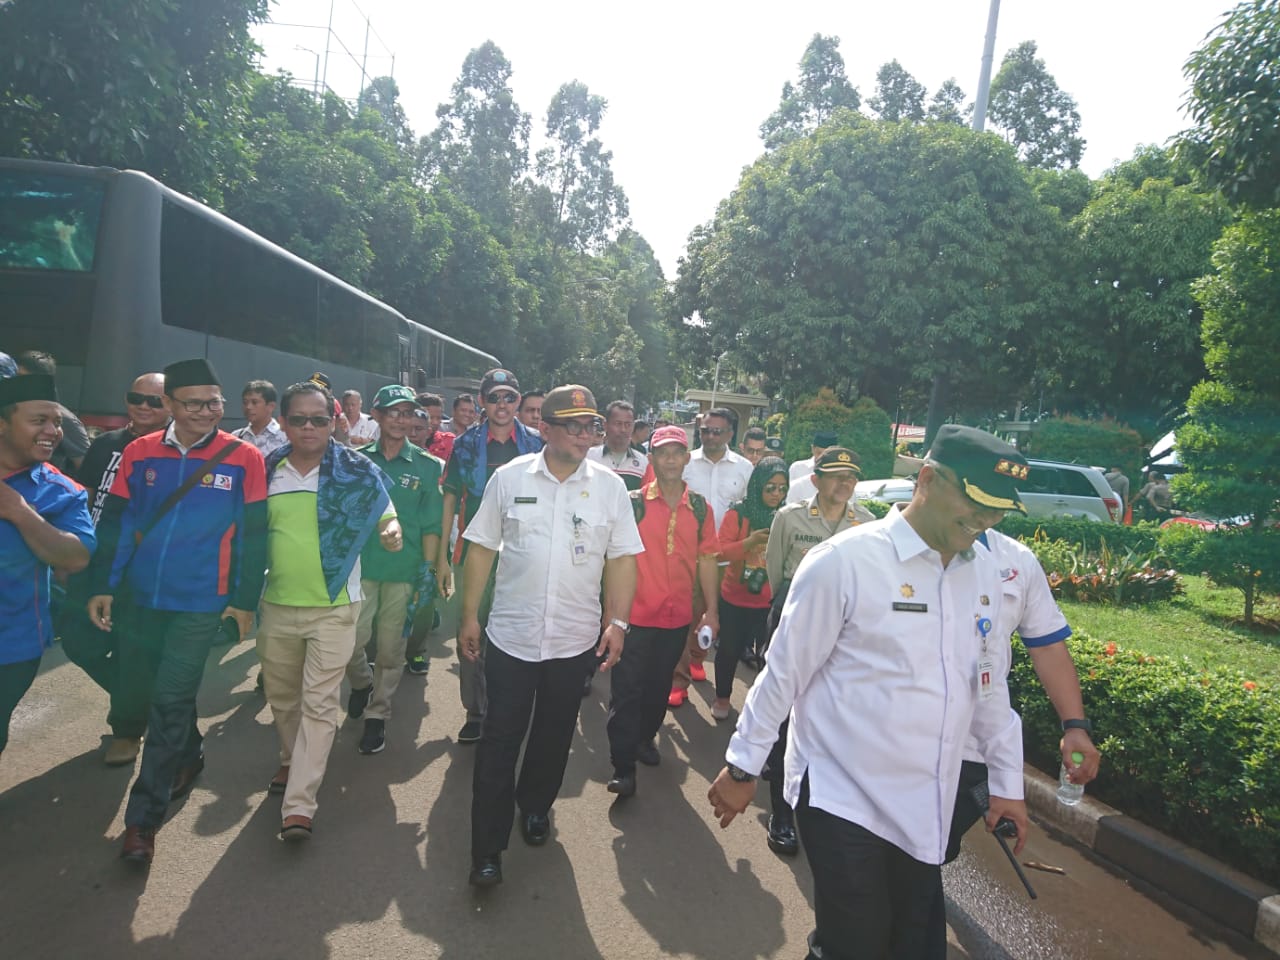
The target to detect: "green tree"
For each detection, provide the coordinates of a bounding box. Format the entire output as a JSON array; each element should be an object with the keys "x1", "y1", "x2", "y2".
[
  {"x1": 680, "y1": 119, "x2": 1060, "y2": 419},
  {"x1": 422, "y1": 41, "x2": 531, "y2": 236},
  {"x1": 759, "y1": 34, "x2": 861, "y2": 149},
  {"x1": 0, "y1": 0, "x2": 267, "y2": 200},
  {"x1": 988, "y1": 40, "x2": 1085, "y2": 169},
  {"x1": 927, "y1": 79, "x2": 970, "y2": 125},
  {"x1": 1181, "y1": 0, "x2": 1280, "y2": 209},
  {"x1": 868, "y1": 60, "x2": 926, "y2": 122}
]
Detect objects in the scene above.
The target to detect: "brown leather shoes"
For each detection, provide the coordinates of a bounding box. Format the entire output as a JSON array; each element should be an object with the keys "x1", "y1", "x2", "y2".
[
  {"x1": 120, "y1": 826, "x2": 156, "y2": 864},
  {"x1": 104, "y1": 737, "x2": 142, "y2": 767},
  {"x1": 170, "y1": 753, "x2": 205, "y2": 800}
]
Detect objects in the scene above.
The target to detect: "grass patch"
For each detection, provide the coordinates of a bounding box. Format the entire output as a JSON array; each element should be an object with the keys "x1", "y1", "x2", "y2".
[{"x1": 1058, "y1": 574, "x2": 1280, "y2": 683}]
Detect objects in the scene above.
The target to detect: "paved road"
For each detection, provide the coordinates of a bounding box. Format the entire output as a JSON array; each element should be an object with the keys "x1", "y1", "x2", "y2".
[{"x1": 0, "y1": 607, "x2": 1267, "y2": 959}]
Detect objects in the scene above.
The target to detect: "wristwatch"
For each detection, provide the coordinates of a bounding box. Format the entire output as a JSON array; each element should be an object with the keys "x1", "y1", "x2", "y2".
[
  {"x1": 1061, "y1": 718, "x2": 1093, "y2": 734},
  {"x1": 608, "y1": 617, "x2": 630, "y2": 633},
  {"x1": 727, "y1": 763, "x2": 756, "y2": 783}
]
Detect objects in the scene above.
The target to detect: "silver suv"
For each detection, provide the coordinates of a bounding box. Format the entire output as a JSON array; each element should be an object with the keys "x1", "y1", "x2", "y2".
[{"x1": 1018, "y1": 459, "x2": 1120, "y2": 523}]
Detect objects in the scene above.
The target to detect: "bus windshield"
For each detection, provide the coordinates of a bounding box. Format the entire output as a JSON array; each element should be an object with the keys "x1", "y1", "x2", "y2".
[{"x1": 0, "y1": 170, "x2": 105, "y2": 272}]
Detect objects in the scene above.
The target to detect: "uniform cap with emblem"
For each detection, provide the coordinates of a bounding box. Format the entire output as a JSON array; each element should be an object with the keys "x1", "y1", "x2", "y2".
[
  {"x1": 480, "y1": 368, "x2": 520, "y2": 396},
  {"x1": 648, "y1": 424, "x2": 689, "y2": 449},
  {"x1": 372, "y1": 383, "x2": 418, "y2": 409},
  {"x1": 544, "y1": 383, "x2": 598, "y2": 419},
  {"x1": 927, "y1": 424, "x2": 1027, "y2": 514},
  {"x1": 814, "y1": 446, "x2": 862, "y2": 475},
  {"x1": 308, "y1": 371, "x2": 332, "y2": 389},
  {"x1": 812, "y1": 429, "x2": 838, "y2": 447},
  {"x1": 764, "y1": 436, "x2": 783, "y2": 453},
  {"x1": 0, "y1": 372, "x2": 58, "y2": 406},
  {"x1": 163, "y1": 358, "x2": 221, "y2": 393}
]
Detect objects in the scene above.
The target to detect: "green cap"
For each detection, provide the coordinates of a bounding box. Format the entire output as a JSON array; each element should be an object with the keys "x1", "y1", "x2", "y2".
[{"x1": 372, "y1": 384, "x2": 418, "y2": 409}]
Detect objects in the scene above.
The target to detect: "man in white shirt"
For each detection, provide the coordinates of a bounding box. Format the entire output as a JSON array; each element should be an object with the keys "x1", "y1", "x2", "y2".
[
  {"x1": 709, "y1": 425, "x2": 1031, "y2": 959},
  {"x1": 786, "y1": 429, "x2": 838, "y2": 505},
  {"x1": 341, "y1": 390, "x2": 380, "y2": 447},
  {"x1": 459, "y1": 384, "x2": 643, "y2": 888},
  {"x1": 669, "y1": 407, "x2": 754, "y2": 701},
  {"x1": 234, "y1": 380, "x2": 287, "y2": 458}
]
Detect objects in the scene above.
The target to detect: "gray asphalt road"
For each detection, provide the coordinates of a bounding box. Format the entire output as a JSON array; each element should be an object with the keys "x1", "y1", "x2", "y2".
[{"x1": 1, "y1": 608, "x2": 1261, "y2": 959}]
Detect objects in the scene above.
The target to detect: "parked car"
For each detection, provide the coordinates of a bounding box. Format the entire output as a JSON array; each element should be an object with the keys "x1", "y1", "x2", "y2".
[{"x1": 854, "y1": 459, "x2": 1120, "y2": 523}]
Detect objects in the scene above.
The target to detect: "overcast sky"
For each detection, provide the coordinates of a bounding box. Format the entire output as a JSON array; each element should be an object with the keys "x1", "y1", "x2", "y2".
[{"x1": 254, "y1": 0, "x2": 1233, "y2": 277}]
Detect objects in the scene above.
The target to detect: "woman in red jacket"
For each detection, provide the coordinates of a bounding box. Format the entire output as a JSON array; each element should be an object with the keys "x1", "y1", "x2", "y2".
[{"x1": 712, "y1": 456, "x2": 788, "y2": 720}]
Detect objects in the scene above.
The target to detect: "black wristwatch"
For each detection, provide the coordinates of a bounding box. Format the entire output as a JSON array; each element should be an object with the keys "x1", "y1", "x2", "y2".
[
  {"x1": 1061, "y1": 718, "x2": 1093, "y2": 735},
  {"x1": 727, "y1": 763, "x2": 756, "y2": 783}
]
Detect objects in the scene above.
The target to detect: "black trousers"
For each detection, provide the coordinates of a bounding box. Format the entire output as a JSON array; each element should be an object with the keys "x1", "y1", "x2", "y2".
[
  {"x1": 796, "y1": 777, "x2": 945, "y2": 960},
  {"x1": 0, "y1": 656, "x2": 42, "y2": 754},
  {"x1": 606, "y1": 624, "x2": 688, "y2": 775},
  {"x1": 714, "y1": 599, "x2": 770, "y2": 698},
  {"x1": 471, "y1": 639, "x2": 596, "y2": 858},
  {"x1": 58, "y1": 600, "x2": 151, "y2": 738}
]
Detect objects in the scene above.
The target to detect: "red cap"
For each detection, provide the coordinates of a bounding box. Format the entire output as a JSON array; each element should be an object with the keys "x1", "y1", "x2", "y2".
[{"x1": 649, "y1": 425, "x2": 689, "y2": 449}]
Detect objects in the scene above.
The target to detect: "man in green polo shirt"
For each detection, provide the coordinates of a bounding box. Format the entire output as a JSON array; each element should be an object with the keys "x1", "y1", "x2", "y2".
[{"x1": 345, "y1": 384, "x2": 445, "y2": 755}]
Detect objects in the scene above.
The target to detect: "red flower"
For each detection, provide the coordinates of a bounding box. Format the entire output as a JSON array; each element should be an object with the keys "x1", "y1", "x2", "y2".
[{"x1": 1104, "y1": 642, "x2": 1117, "y2": 656}]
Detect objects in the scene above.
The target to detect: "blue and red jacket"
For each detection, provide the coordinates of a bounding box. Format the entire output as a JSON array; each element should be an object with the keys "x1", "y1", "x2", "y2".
[
  {"x1": 90, "y1": 427, "x2": 268, "y2": 613},
  {"x1": 1, "y1": 463, "x2": 95, "y2": 665}
]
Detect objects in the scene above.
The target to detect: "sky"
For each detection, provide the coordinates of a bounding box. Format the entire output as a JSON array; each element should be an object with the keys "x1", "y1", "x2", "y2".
[{"x1": 254, "y1": 0, "x2": 1235, "y2": 278}]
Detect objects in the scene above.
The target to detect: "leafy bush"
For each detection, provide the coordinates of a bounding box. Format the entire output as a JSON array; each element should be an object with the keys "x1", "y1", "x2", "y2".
[
  {"x1": 1022, "y1": 530, "x2": 1078, "y2": 577},
  {"x1": 1157, "y1": 523, "x2": 1280, "y2": 625},
  {"x1": 1010, "y1": 635, "x2": 1279, "y2": 886},
  {"x1": 1023, "y1": 414, "x2": 1146, "y2": 481},
  {"x1": 1042, "y1": 536, "x2": 1182, "y2": 604},
  {"x1": 861, "y1": 500, "x2": 891, "y2": 519},
  {"x1": 783, "y1": 388, "x2": 894, "y2": 479},
  {"x1": 998, "y1": 514, "x2": 1161, "y2": 553}
]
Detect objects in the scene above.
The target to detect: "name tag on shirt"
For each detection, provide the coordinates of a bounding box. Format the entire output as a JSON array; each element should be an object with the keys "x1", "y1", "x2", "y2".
[
  {"x1": 977, "y1": 657, "x2": 996, "y2": 701},
  {"x1": 892, "y1": 601, "x2": 928, "y2": 613},
  {"x1": 515, "y1": 497, "x2": 538, "y2": 504},
  {"x1": 572, "y1": 541, "x2": 588, "y2": 565}
]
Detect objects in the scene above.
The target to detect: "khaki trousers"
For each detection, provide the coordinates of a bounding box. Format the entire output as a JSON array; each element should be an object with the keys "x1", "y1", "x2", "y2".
[
  {"x1": 258, "y1": 600, "x2": 360, "y2": 820},
  {"x1": 345, "y1": 580, "x2": 414, "y2": 721}
]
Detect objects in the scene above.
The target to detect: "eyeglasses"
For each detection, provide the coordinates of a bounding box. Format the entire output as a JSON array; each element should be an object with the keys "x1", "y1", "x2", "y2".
[
  {"x1": 175, "y1": 396, "x2": 225, "y2": 413},
  {"x1": 699, "y1": 426, "x2": 728, "y2": 436},
  {"x1": 379, "y1": 407, "x2": 415, "y2": 420},
  {"x1": 763, "y1": 483, "x2": 788, "y2": 494},
  {"x1": 286, "y1": 414, "x2": 333, "y2": 428},
  {"x1": 126, "y1": 392, "x2": 165, "y2": 409},
  {"x1": 486, "y1": 391, "x2": 519, "y2": 405},
  {"x1": 547, "y1": 417, "x2": 605, "y2": 437}
]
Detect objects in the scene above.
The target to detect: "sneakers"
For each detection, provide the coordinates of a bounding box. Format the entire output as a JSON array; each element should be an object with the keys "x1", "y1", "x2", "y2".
[
  {"x1": 347, "y1": 685, "x2": 372, "y2": 720},
  {"x1": 104, "y1": 736, "x2": 141, "y2": 767},
  {"x1": 457, "y1": 719, "x2": 483, "y2": 744},
  {"x1": 711, "y1": 699, "x2": 732, "y2": 721},
  {"x1": 406, "y1": 655, "x2": 429, "y2": 675},
  {"x1": 689, "y1": 662, "x2": 708, "y2": 683},
  {"x1": 667, "y1": 687, "x2": 687, "y2": 709},
  {"x1": 358, "y1": 718, "x2": 386, "y2": 754}
]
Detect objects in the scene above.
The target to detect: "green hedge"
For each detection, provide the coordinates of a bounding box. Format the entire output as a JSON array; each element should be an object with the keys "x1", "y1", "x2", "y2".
[
  {"x1": 997, "y1": 515, "x2": 1162, "y2": 553},
  {"x1": 783, "y1": 388, "x2": 894, "y2": 480},
  {"x1": 1023, "y1": 414, "x2": 1146, "y2": 483},
  {"x1": 1010, "y1": 635, "x2": 1279, "y2": 886}
]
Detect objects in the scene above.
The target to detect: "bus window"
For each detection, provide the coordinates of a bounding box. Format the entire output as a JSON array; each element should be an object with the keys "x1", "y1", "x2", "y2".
[
  {"x1": 364, "y1": 308, "x2": 400, "y2": 375},
  {"x1": 0, "y1": 170, "x2": 104, "y2": 272},
  {"x1": 317, "y1": 285, "x2": 365, "y2": 369}
]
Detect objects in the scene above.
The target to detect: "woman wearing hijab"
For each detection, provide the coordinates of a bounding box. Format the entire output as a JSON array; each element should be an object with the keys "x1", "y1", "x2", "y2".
[{"x1": 711, "y1": 456, "x2": 788, "y2": 721}]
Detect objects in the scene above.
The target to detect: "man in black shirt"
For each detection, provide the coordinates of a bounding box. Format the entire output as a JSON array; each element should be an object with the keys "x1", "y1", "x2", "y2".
[{"x1": 60, "y1": 372, "x2": 169, "y2": 766}]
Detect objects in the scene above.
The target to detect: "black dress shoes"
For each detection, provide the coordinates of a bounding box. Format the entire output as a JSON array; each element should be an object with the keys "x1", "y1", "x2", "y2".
[
  {"x1": 607, "y1": 771, "x2": 636, "y2": 797},
  {"x1": 635, "y1": 740, "x2": 660, "y2": 767},
  {"x1": 469, "y1": 854, "x2": 503, "y2": 887},
  {"x1": 767, "y1": 810, "x2": 800, "y2": 856},
  {"x1": 520, "y1": 812, "x2": 550, "y2": 846}
]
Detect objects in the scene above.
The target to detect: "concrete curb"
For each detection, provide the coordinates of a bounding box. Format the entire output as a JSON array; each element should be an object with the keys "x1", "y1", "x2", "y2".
[{"x1": 1024, "y1": 764, "x2": 1280, "y2": 956}]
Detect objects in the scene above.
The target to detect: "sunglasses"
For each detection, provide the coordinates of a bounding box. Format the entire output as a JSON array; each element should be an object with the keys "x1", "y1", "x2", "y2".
[
  {"x1": 763, "y1": 483, "x2": 788, "y2": 494},
  {"x1": 286, "y1": 414, "x2": 333, "y2": 428},
  {"x1": 486, "y1": 391, "x2": 519, "y2": 405},
  {"x1": 126, "y1": 392, "x2": 165, "y2": 408},
  {"x1": 547, "y1": 418, "x2": 605, "y2": 437},
  {"x1": 699, "y1": 426, "x2": 729, "y2": 436}
]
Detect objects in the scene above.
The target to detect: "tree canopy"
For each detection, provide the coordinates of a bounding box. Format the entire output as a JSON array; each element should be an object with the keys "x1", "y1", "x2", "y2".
[{"x1": 988, "y1": 41, "x2": 1085, "y2": 169}]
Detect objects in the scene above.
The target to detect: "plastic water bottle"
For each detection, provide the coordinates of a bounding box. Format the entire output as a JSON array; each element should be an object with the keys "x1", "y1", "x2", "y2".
[
  {"x1": 1057, "y1": 751, "x2": 1086, "y2": 805},
  {"x1": 697, "y1": 625, "x2": 715, "y2": 651}
]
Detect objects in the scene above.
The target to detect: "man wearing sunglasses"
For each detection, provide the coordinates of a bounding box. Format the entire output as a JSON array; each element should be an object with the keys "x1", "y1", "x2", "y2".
[
  {"x1": 461, "y1": 384, "x2": 642, "y2": 888},
  {"x1": 86, "y1": 358, "x2": 268, "y2": 866},
  {"x1": 343, "y1": 384, "x2": 443, "y2": 755},
  {"x1": 60, "y1": 372, "x2": 170, "y2": 767},
  {"x1": 437, "y1": 368, "x2": 542, "y2": 745}
]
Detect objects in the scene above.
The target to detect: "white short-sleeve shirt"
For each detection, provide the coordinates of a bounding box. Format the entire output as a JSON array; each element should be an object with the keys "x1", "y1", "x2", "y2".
[
  {"x1": 683, "y1": 448, "x2": 754, "y2": 523},
  {"x1": 463, "y1": 450, "x2": 644, "y2": 661},
  {"x1": 726, "y1": 507, "x2": 1024, "y2": 865}
]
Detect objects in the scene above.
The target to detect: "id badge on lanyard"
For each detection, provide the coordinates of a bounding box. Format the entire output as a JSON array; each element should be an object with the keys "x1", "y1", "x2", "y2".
[{"x1": 975, "y1": 615, "x2": 995, "y2": 701}]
